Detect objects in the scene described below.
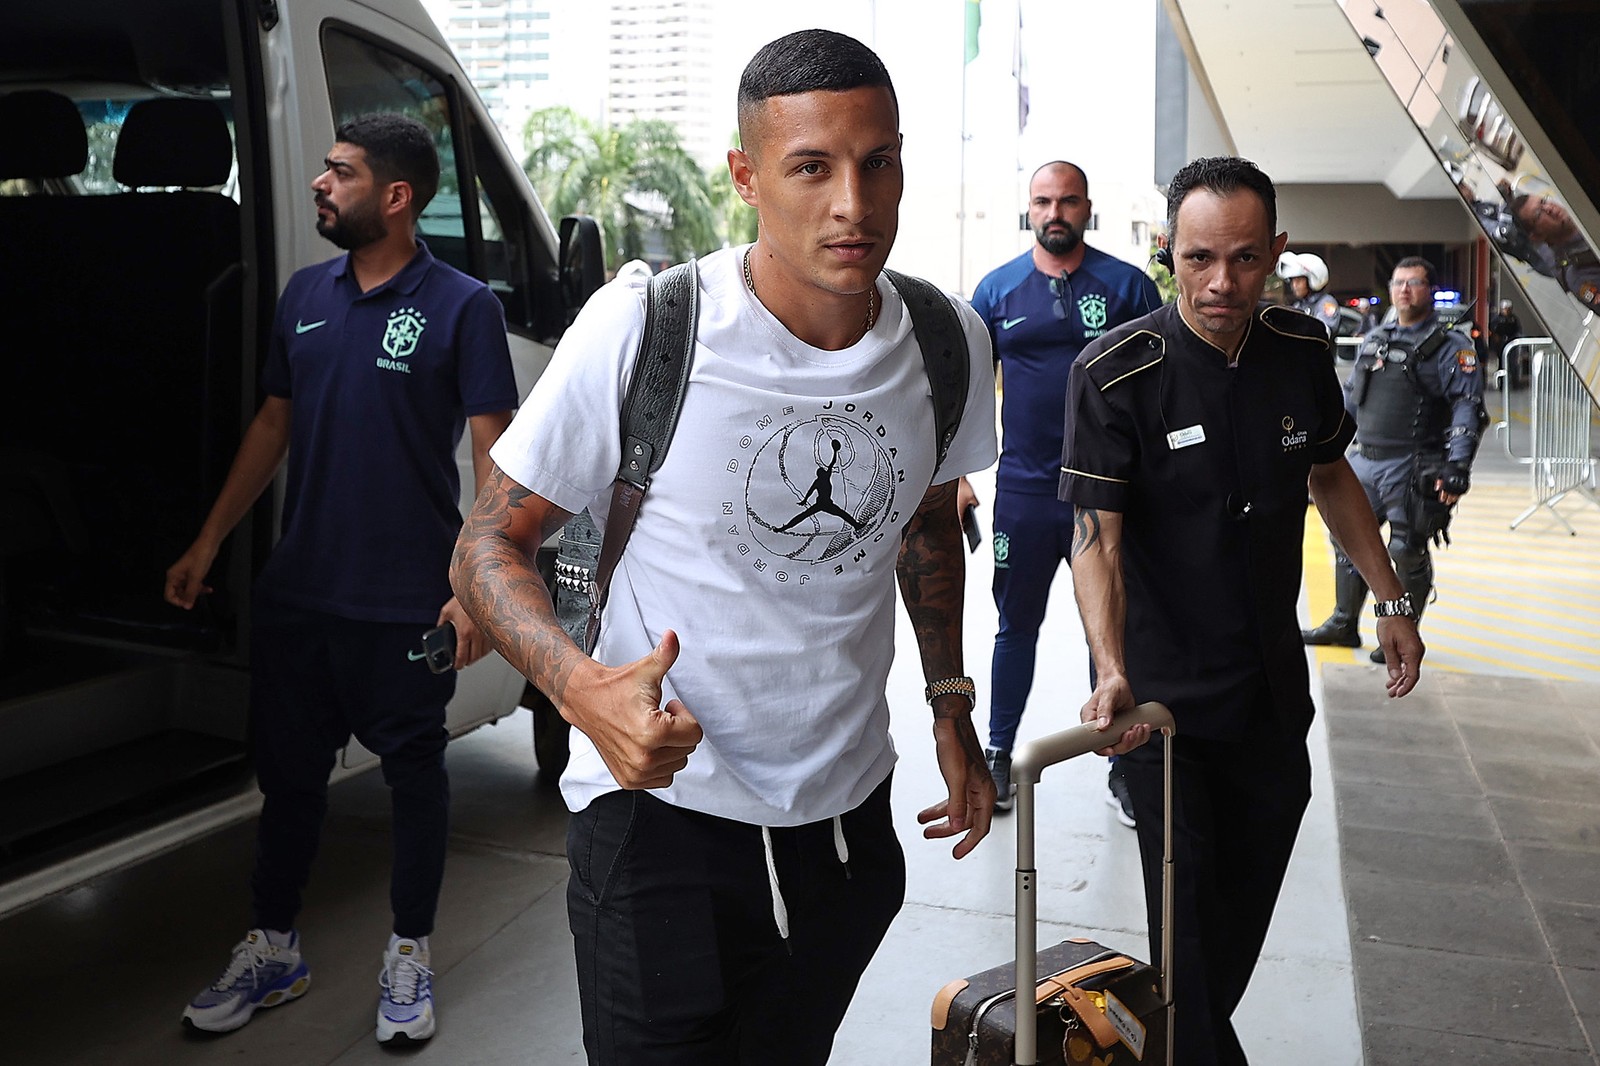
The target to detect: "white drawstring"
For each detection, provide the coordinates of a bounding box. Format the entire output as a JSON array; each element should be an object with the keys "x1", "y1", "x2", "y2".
[
  {"x1": 761, "y1": 816, "x2": 853, "y2": 946},
  {"x1": 761, "y1": 826, "x2": 790, "y2": 944}
]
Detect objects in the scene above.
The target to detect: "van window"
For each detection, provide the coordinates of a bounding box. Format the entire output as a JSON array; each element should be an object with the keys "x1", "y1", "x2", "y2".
[
  {"x1": 321, "y1": 29, "x2": 464, "y2": 251},
  {"x1": 0, "y1": 99, "x2": 238, "y2": 199},
  {"x1": 321, "y1": 28, "x2": 543, "y2": 334}
]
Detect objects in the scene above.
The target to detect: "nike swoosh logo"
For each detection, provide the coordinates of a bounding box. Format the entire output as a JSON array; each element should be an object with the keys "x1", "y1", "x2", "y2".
[
  {"x1": 1001, "y1": 316, "x2": 1027, "y2": 330},
  {"x1": 406, "y1": 650, "x2": 428, "y2": 661},
  {"x1": 295, "y1": 319, "x2": 328, "y2": 334}
]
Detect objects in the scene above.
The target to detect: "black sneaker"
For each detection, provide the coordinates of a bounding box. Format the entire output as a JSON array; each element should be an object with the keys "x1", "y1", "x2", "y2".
[
  {"x1": 986, "y1": 748, "x2": 1014, "y2": 813},
  {"x1": 1106, "y1": 762, "x2": 1136, "y2": 829}
]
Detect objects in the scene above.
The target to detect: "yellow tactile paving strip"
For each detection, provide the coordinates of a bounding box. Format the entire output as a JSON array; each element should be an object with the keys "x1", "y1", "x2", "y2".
[{"x1": 1303, "y1": 482, "x2": 1600, "y2": 681}]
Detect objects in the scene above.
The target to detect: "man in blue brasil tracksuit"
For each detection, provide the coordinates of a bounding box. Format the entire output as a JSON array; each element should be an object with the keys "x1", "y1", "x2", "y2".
[{"x1": 965, "y1": 161, "x2": 1161, "y2": 814}]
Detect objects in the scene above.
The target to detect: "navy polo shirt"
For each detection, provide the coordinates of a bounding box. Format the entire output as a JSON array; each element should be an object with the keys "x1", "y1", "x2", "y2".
[
  {"x1": 970, "y1": 246, "x2": 1161, "y2": 496},
  {"x1": 258, "y1": 240, "x2": 517, "y2": 623}
]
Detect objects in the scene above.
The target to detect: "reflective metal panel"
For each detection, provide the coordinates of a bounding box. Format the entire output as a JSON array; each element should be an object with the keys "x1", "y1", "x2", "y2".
[{"x1": 1337, "y1": 0, "x2": 1600, "y2": 404}]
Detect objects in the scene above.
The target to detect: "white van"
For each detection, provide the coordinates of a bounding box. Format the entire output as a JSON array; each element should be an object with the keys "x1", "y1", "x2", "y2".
[{"x1": 0, "y1": 0, "x2": 602, "y2": 917}]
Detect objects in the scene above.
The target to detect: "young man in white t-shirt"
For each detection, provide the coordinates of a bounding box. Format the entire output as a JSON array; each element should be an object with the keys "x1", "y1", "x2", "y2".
[{"x1": 452, "y1": 29, "x2": 1144, "y2": 1065}]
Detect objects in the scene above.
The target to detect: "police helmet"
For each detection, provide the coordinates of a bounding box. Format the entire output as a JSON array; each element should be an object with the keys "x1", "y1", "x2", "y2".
[{"x1": 1276, "y1": 251, "x2": 1330, "y2": 291}]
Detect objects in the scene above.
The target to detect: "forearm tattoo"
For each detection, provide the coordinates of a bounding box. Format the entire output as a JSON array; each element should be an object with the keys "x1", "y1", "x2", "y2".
[
  {"x1": 897, "y1": 480, "x2": 964, "y2": 686},
  {"x1": 451, "y1": 469, "x2": 584, "y2": 706},
  {"x1": 1071, "y1": 506, "x2": 1102, "y2": 560}
]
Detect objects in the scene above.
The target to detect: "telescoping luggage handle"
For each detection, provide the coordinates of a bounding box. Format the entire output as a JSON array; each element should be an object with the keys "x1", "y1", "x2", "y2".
[{"x1": 1010, "y1": 702, "x2": 1176, "y2": 1066}]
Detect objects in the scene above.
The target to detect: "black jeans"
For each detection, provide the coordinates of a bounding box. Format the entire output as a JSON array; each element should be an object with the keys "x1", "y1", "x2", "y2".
[
  {"x1": 248, "y1": 600, "x2": 454, "y2": 938},
  {"x1": 1122, "y1": 716, "x2": 1311, "y2": 1066},
  {"x1": 566, "y1": 774, "x2": 905, "y2": 1065}
]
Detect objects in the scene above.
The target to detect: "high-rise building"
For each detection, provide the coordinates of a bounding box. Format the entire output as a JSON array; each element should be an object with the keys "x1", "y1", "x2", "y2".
[
  {"x1": 606, "y1": 0, "x2": 721, "y2": 170},
  {"x1": 428, "y1": 0, "x2": 719, "y2": 169},
  {"x1": 429, "y1": 0, "x2": 563, "y2": 145}
]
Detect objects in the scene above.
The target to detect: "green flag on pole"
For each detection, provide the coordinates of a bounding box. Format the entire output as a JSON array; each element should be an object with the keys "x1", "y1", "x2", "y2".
[{"x1": 965, "y1": 0, "x2": 982, "y2": 64}]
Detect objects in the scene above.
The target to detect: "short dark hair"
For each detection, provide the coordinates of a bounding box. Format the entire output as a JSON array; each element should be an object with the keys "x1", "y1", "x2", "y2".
[
  {"x1": 1393, "y1": 255, "x2": 1435, "y2": 285},
  {"x1": 736, "y1": 30, "x2": 897, "y2": 145},
  {"x1": 335, "y1": 113, "x2": 440, "y2": 217},
  {"x1": 1030, "y1": 160, "x2": 1089, "y2": 197},
  {"x1": 1165, "y1": 156, "x2": 1277, "y2": 244}
]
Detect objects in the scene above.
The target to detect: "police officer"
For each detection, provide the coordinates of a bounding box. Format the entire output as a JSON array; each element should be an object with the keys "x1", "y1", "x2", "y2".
[
  {"x1": 1488, "y1": 298, "x2": 1522, "y2": 380},
  {"x1": 1303, "y1": 256, "x2": 1487, "y2": 660},
  {"x1": 1511, "y1": 192, "x2": 1600, "y2": 310},
  {"x1": 1277, "y1": 251, "x2": 1342, "y2": 335}
]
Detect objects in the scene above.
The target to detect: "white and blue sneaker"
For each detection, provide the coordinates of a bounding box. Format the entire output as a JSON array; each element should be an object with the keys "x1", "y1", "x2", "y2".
[
  {"x1": 182, "y1": 929, "x2": 310, "y2": 1033},
  {"x1": 376, "y1": 935, "x2": 435, "y2": 1043}
]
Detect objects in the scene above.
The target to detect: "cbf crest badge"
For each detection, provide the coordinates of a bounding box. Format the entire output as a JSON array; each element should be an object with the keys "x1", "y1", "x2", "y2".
[
  {"x1": 383, "y1": 307, "x2": 427, "y2": 359},
  {"x1": 1078, "y1": 293, "x2": 1109, "y2": 332},
  {"x1": 377, "y1": 307, "x2": 427, "y2": 374}
]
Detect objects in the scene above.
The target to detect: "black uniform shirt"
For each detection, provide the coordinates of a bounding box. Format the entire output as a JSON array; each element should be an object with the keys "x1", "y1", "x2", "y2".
[{"x1": 1059, "y1": 303, "x2": 1355, "y2": 738}]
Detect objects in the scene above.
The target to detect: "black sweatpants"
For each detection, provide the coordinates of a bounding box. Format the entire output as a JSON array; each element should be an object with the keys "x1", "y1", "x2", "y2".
[
  {"x1": 248, "y1": 600, "x2": 454, "y2": 939},
  {"x1": 1121, "y1": 716, "x2": 1311, "y2": 1066},
  {"x1": 566, "y1": 774, "x2": 906, "y2": 1066}
]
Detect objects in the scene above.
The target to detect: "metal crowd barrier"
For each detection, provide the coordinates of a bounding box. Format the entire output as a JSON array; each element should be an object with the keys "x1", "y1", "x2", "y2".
[{"x1": 1496, "y1": 337, "x2": 1600, "y2": 533}]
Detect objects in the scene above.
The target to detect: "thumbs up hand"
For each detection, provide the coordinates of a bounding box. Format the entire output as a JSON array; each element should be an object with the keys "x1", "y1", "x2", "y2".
[{"x1": 563, "y1": 629, "x2": 703, "y2": 790}]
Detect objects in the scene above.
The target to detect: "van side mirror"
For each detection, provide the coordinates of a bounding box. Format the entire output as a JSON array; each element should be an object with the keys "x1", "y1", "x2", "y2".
[{"x1": 558, "y1": 215, "x2": 605, "y2": 326}]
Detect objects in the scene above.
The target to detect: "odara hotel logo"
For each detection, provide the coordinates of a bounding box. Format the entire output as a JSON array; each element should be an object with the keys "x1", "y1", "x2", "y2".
[{"x1": 1281, "y1": 415, "x2": 1308, "y2": 451}]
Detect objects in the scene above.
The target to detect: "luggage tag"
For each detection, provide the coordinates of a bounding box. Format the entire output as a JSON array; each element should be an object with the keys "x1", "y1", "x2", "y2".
[
  {"x1": 1060, "y1": 987, "x2": 1147, "y2": 1062},
  {"x1": 1103, "y1": 988, "x2": 1148, "y2": 1059}
]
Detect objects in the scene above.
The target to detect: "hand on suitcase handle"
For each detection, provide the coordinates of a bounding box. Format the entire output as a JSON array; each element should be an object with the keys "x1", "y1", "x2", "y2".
[
  {"x1": 1078, "y1": 675, "x2": 1156, "y2": 757},
  {"x1": 1014, "y1": 701, "x2": 1175, "y2": 786}
]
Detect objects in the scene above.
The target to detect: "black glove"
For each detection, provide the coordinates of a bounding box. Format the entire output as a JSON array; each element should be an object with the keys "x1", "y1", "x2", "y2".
[{"x1": 1439, "y1": 462, "x2": 1470, "y2": 496}]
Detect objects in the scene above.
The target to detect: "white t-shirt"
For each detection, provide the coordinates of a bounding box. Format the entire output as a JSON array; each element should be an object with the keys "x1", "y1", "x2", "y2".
[{"x1": 491, "y1": 245, "x2": 997, "y2": 825}]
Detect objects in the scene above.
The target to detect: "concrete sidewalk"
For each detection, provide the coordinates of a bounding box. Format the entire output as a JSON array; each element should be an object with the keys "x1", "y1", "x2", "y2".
[
  {"x1": 1324, "y1": 663, "x2": 1600, "y2": 1064},
  {"x1": 4, "y1": 456, "x2": 1597, "y2": 1063}
]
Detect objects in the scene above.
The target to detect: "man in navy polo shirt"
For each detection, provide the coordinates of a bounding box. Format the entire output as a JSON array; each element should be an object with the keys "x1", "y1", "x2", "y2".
[
  {"x1": 165, "y1": 113, "x2": 517, "y2": 1044},
  {"x1": 964, "y1": 161, "x2": 1161, "y2": 815}
]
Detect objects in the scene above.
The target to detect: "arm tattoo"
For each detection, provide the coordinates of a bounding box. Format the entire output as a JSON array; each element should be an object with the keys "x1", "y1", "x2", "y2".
[
  {"x1": 451, "y1": 469, "x2": 585, "y2": 707},
  {"x1": 1071, "y1": 506, "x2": 1102, "y2": 560},
  {"x1": 896, "y1": 480, "x2": 965, "y2": 690}
]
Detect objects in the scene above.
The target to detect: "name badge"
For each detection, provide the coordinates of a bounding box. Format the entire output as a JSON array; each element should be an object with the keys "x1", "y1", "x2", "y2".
[{"x1": 1166, "y1": 424, "x2": 1206, "y2": 450}]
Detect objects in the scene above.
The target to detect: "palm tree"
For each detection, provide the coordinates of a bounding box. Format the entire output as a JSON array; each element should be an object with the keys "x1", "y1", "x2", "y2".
[{"x1": 524, "y1": 107, "x2": 720, "y2": 271}]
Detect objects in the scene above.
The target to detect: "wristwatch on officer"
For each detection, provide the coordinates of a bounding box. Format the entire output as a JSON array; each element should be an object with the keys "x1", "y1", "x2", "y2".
[{"x1": 1373, "y1": 593, "x2": 1417, "y2": 620}]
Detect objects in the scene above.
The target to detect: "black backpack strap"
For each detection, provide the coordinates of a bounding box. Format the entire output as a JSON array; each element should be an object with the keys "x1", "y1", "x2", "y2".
[
  {"x1": 883, "y1": 268, "x2": 969, "y2": 472},
  {"x1": 583, "y1": 260, "x2": 699, "y2": 652},
  {"x1": 616, "y1": 260, "x2": 699, "y2": 487}
]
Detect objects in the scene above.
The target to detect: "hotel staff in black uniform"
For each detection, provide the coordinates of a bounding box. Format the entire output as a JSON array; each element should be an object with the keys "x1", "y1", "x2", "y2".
[{"x1": 1059, "y1": 156, "x2": 1424, "y2": 1066}]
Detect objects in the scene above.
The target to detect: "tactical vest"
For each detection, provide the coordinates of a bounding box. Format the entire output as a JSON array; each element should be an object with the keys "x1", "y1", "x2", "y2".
[{"x1": 1351, "y1": 327, "x2": 1452, "y2": 451}]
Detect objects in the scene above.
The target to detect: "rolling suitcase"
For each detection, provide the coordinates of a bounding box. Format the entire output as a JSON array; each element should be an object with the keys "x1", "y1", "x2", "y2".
[{"x1": 930, "y1": 702, "x2": 1176, "y2": 1065}]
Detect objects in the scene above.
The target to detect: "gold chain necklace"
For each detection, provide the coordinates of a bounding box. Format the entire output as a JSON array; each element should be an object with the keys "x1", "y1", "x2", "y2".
[{"x1": 743, "y1": 248, "x2": 877, "y2": 342}]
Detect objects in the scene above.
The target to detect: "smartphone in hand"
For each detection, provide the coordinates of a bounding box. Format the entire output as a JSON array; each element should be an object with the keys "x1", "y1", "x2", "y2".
[
  {"x1": 417, "y1": 622, "x2": 456, "y2": 674},
  {"x1": 962, "y1": 503, "x2": 982, "y2": 553}
]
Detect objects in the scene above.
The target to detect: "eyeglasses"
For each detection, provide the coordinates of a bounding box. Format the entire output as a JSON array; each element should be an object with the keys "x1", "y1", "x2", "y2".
[
  {"x1": 1390, "y1": 279, "x2": 1430, "y2": 291},
  {"x1": 1049, "y1": 272, "x2": 1073, "y2": 319}
]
